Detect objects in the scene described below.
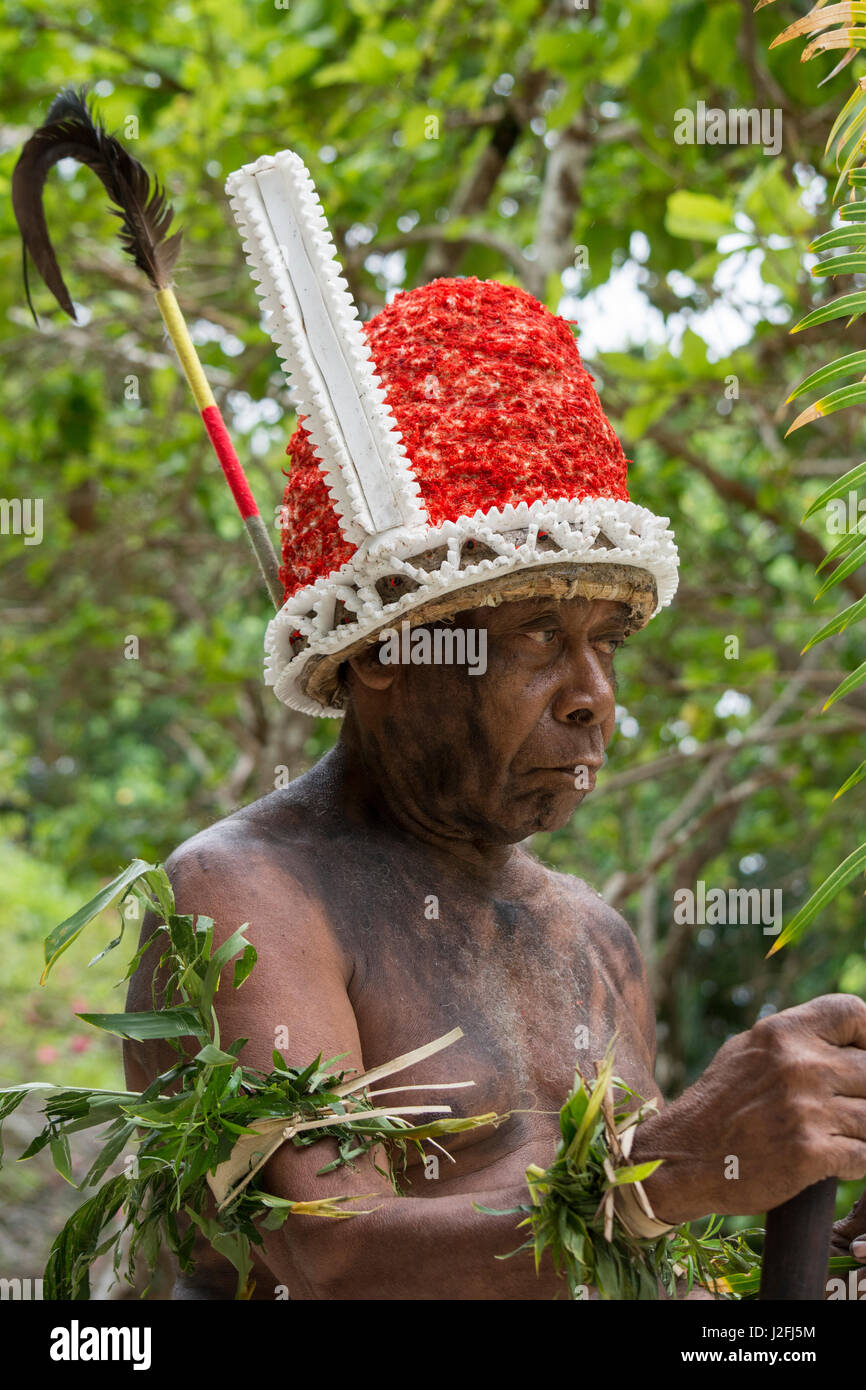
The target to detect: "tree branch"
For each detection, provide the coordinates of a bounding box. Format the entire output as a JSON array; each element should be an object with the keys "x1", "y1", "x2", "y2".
[
  {"x1": 643, "y1": 423, "x2": 866, "y2": 602},
  {"x1": 420, "y1": 67, "x2": 548, "y2": 281}
]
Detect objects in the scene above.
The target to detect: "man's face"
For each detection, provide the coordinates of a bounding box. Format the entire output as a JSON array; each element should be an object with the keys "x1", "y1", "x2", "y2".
[{"x1": 347, "y1": 594, "x2": 629, "y2": 844}]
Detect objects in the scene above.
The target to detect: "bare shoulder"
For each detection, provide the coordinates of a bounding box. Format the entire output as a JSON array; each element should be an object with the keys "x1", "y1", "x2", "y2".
[
  {"x1": 159, "y1": 791, "x2": 334, "y2": 944},
  {"x1": 542, "y1": 865, "x2": 641, "y2": 958},
  {"x1": 125, "y1": 792, "x2": 356, "y2": 1083}
]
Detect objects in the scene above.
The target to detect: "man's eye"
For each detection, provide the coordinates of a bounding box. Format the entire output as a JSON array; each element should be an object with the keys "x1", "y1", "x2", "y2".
[
  {"x1": 525, "y1": 629, "x2": 559, "y2": 645},
  {"x1": 596, "y1": 636, "x2": 626, "y2": 655}
]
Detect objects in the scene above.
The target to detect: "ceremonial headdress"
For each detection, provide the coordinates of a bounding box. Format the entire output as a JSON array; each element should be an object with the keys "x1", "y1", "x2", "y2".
[{"x1": 226, "y1": 152, "x2": 679, "y2": 716}]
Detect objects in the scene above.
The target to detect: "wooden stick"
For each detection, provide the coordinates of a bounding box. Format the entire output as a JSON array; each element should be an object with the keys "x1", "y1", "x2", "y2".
[
  {"x1": 759, "y1": 1177, "x2": 837, "y2": 1300},
  {"x1": 155, "y1": 285, "x2": 283, "y2": 610}
]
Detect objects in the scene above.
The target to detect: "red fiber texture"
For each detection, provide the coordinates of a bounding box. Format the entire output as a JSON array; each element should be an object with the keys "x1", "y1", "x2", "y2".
[{"x1": 278, "y1": 277, "x2": 630, "y2": 599}]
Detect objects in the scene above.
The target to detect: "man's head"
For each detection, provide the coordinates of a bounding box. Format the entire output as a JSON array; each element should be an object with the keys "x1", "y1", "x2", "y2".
[{"x1": 341, "y1": 591, "x2": 630, "y2": 844}]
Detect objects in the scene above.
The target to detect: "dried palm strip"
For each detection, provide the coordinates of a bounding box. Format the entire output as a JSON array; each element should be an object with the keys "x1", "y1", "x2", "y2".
[
  {"x1": 331, "y1": 1026, "x2": 466, "y2": 1097},
  {"x1": 209, "y1": 1027, "x2": 476, "y2": 1208}
]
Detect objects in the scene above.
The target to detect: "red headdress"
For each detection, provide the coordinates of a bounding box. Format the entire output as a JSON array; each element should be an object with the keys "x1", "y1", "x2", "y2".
[{"x1": 227, "y1": 153, "x2": 678, "y2": 716}]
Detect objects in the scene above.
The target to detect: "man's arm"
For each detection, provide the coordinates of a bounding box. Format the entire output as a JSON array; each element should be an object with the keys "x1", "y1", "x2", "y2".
[
  {"x1": 123, "y1": 831, "x2": 567, "y2": 1300},
  {"x1": 631, "y1": 994, "x2": 866, "y2": 1225}
]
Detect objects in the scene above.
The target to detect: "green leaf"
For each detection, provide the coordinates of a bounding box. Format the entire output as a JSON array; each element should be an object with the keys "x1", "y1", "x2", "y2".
[
  {"x1": 87, "y1": 927, "x2": 126, "y2": 969},
  {"x1": 817, "y1": 521, "x2": 866, "y2": 571},
  {"x1": 44, "y1": 1175, "x2": 128, "y2": 1300},
  {"x1": 834, "y1": 758, "x2": 866, "y2": 799},
  {"x1": 834, "y1": 134, "x2": 866, "y2": 203},
  {"x1": 665, "y1": 190, "x2": 737, "y2": 242},
  {"x1": 810, "y1": 226, "x2": 866, "y2": 253},
  {"x1": 826, "y1": 84, "x2": 866, "y2": 160},
  {"x1": 788, "y1": 352, "x2": 866, "y2": 402},
  {"x1": 814, "y1": 534, "x2": 866, "y2": 598},
  {"x1": 233, "y1": 943, "x2": 257, "y2": 989},
  {"x1": 813, "y1": 253, "x2": 866, "y2": 277},
  {"x1": 82, "y1": 1120, "x2": 137, "y2": 1187},
  {"x1": 0, "y1": 1085, "x2": 52, "y2": 1163},
  {"x1": 792, "y1": 292, "x2": 866, "y2": 333},
  {"x1": 194, "y1": 1043, "x2": 240, "y2": 1066},
  {"x1": 786, "y1": 382, "x2": 866, "y2": 433},
  {"x1": 49, "y1": 1129, "x2": 74, "y2": 1184},
  {"x1": 822, "y1": 659, "x2": 866, "y2": 710},
  {"x1": 768, "y1": 842, "x2": 866, "y2": 954},
  {"x1": 611, "y1": 1159, "x2": 663, "y2": 1185},
  {"x1": 376, "y1": 1114, "x2": 498, "y2": 1140},
  {"x1": 76, "y1": 1006, "x2": 206, "y2": 1042},
  {"x1": 803, "y1": 593, "x2": 866, "y2": 650},
  {"x1": 41, "y1": 858, "x2": 157, "y2": 983},
  {"x1": 803, "y1": 460, "x2": 866, "y2": 519},
  {"x1": 198, "y1": 923, "x2": 253, "y2": 1018}
]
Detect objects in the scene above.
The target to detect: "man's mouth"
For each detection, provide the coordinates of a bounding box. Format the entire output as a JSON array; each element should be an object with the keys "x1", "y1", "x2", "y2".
[{"x1": 537, "y1": 761, "x2": 602, "y2": 783}]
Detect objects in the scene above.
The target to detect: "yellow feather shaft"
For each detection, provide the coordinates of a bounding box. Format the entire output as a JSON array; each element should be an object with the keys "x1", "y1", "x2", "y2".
[{"x1": 155, "y1": 286, "x2": 215, "y2": 410}]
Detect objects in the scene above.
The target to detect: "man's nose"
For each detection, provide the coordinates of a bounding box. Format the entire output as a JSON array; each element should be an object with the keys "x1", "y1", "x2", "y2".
[{"x1": 550, "y1": 641, "x2": 616, "y2": 726}]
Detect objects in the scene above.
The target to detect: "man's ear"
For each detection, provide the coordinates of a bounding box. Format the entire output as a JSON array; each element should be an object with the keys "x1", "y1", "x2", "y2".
[{"x1": 345, "y1": 640, "x2": 397, "y2": 692}]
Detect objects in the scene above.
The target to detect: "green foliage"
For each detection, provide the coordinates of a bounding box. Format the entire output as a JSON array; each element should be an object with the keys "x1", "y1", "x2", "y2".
[
  {"x1": 0, "y1": 861, "x2": 496, "y2": 1299},
  {"x1": 759, "y1": 3, "x2": 866, "y2": 936},
  {"x1": 478, "y1": 1045, "x2": 767, "y2": 1301}
]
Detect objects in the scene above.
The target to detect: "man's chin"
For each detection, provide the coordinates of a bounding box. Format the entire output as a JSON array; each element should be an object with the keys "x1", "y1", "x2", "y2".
[
  {"x1": 497, "y1": 788, "x2": 588, "y2": 840},
  {"x1": 529, "y1": 789, "x2": 587, "y2": 833}
]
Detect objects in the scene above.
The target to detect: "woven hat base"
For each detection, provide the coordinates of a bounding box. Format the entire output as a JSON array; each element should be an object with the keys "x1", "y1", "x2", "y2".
[{"x1": 301, "y1": 560, "x2": 657, "y2": 711}]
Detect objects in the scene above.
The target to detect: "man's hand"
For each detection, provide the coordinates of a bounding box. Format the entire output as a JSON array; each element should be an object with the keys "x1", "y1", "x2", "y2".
[{"x1": 629, "y1": 994, "x2": 866, "y2": 1225}]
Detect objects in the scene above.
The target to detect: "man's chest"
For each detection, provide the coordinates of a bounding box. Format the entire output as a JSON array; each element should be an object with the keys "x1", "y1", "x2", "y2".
[{"x1": 337, "y1": 872, "x2": 657, "y2": 1178}]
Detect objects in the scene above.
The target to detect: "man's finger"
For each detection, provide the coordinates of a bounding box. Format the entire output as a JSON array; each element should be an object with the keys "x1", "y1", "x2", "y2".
[
  {"x1": 799, "y1": 994, "x2": 866, "y2": 1048},
  {"x1": 852, "y1": 1236, "x2": 866, "y2": 1262}
]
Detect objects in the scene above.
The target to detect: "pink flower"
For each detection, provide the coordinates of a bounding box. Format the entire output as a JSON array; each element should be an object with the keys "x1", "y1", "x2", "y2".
[
  {"x1": 70, "y1": 1036, "x2": 91, "y2": 1054},
  {"x1": 36, "y1": 1044, "x2": 58, "y2": 1065}
]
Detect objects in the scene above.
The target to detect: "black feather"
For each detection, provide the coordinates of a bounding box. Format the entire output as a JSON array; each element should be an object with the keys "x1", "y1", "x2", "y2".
[{"x1": 12, "y1": 84, "x2": 183, "y2": 322}]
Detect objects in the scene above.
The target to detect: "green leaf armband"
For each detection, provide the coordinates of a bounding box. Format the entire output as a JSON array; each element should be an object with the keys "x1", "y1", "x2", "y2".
[
  {"x1": 609, "y1": 1120, "x2": 674, "y2": 1241},
  {"x1": 479, "y1": 1043, "x2": 764, "y2": 1300}
]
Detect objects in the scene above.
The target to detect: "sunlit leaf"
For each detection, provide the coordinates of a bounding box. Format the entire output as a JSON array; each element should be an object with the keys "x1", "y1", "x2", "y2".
[
  {"x1": 817, "y1": 519, "x2": 866, "y2": 570},
  {"x1": 75, "y1": 1006, "x2": 206, "y2": 1041},
  {"x1": 802, "y1": 591, "x2": 866, "y2": 648},
  {"x1": 41, "y1": 858, "x2": 157, "y2": 984},
  {"x1": 768, "y1": 842, "x2": 866, "y2": 954},
  {"x1": 822, "y1": 657, "x2": 866, "y2": 707},
  {"x1": 803, "y1": 458, "x2": 866, "y2": 517},
  {"x1": 810, "y1": 225, "x2": 866, "y2": 252},
  {"x1": 812, "y1": 251, "x2": 866, "y2": 272},
  {"x1": 786, "y1": 381, "x2": 866, "y2": 431},
  {"x1": 834, "y1": 758, "x2": 866, "y2": 796},
  {"x1": 814, "y1": 533, "x2": 866, "y2": 596},
  {"x1": 787, "y1": 350, "x2": 866, "y2": 398}
]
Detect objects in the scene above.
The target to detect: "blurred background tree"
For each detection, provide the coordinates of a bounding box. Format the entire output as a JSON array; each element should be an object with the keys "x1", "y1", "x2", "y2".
[{"x1": 1, "y1": 0, "x2": 864, "y2": 1286}]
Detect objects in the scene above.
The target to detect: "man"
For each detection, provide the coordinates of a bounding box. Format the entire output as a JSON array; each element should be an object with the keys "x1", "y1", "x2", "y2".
[{"x1": 124, "y1": 170, "x2": 866, "y2": 1297}]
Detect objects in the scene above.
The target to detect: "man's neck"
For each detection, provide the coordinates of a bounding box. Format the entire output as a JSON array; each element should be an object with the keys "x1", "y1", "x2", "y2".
[{"x1": 305, "y1": 738, "x2": 520, "y2": 884}]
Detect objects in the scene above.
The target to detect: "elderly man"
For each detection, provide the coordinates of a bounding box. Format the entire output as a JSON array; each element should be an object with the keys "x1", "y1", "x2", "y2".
[{"x1": 125, "y1": 182, "x2": 866, "y2": 1299}]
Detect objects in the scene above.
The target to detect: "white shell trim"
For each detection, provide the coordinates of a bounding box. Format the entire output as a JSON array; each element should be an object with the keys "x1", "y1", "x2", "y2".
[
  {"x1": 266, "y1": 495, "x2": 679, "y2": 717},
  {"x1": 225, "y1": 151, "x2": 426, "y2": 545}
]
